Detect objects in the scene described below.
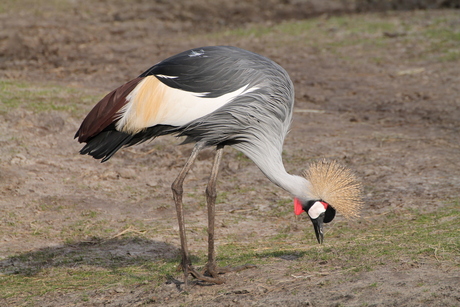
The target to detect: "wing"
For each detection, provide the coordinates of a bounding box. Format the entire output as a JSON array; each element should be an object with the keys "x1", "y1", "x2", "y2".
[
  {"x1": 140, "y1": 46, "x2": 263, "y2": 97},
  {"x1": 75, "y1": 46, "x2": 265, "y2": 142},
  {"x1": 76, "y1": 46, "x2": 262, "y2": 143}
]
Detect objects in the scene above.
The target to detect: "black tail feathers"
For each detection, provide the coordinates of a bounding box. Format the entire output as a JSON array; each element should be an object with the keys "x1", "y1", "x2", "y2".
[
  {"x1": 78, "y1": 125, "x2": 179, "y2": 162},
  {"x1": 79, "y1": 130, "x2": 133, "y2": 162}
]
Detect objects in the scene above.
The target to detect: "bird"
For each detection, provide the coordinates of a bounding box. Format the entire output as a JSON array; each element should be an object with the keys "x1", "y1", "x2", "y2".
[{"x1": 75, "y1": 45, "x2": 363, "y2": 285}]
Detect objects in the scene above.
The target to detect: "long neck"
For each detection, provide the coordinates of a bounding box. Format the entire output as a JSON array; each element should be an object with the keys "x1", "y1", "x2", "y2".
[{"x1": 233, "y1": 142, "x2": 313, "y2": 200}]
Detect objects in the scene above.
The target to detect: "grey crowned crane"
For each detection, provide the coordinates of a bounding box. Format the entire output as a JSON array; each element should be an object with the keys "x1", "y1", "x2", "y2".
[{"x1": 75, "y1": 46, "x2": 363, "y2": 285}]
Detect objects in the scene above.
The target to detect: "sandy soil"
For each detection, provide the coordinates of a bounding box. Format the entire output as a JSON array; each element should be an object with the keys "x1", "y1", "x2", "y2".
[{"x1": 0, "y1": 1, "x2": 459, "y2": 306}]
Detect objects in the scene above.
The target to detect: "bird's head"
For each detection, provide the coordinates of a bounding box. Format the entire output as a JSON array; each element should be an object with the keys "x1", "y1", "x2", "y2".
[
  {"x1": 294, "y1": 160, "x2": 363, "y2": 244},
  {"x1": 294, "y1": 198, "x2": 335, "y2": 244}
]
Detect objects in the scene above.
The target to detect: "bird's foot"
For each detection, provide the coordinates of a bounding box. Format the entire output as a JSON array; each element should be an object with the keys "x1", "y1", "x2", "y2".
[
  {"x1": 178, "y1": 262, "x2": 256, "y2": 286},
  {"x1": 189, "y1": 265, "x2": 226, "y2": 284},
  {"x1": 195, "y1": 262, "x2": 257, "y2": 284},
  {"x1": 177, "y1": 263, "x2": 225, "y2": 285}
]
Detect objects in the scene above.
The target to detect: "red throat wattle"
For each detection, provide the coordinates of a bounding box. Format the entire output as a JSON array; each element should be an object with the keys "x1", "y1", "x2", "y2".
[
  {"x1": 294, "y1": 198, "x2": 303, "y2": 215},
  {"x1": 320, "y1": 201, "x2": 328, "y2": 209}
]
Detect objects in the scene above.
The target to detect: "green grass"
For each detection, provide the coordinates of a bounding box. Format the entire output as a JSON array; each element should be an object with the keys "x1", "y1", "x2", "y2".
[
  {"x1": 214, "y1": 11, "x2": 460, "y2": 63},
  {"x1": 210, "y1": 200, "x2": 459, "y2": 277},
  {"x1": 0, "y1": 237, "x2": 181, "y2": 301},
  {"x1": 293, "y1": 201, "x2": 459, "y2": 273},
  {"x1": 189, "y1": 200, "x2": 458, "y2": 278},
  {"x1": 1, "y1": 179, "x2": 458, "y2": 304},
  {"x1": 267, "y1": 198, "x2": 293, "y2": 218},
  {"x1": 0, "y1": 80, "x2": 98, "y2": 116},
  {"x1": 0, "y1": 0, "x2": 87, "y2": 15}
]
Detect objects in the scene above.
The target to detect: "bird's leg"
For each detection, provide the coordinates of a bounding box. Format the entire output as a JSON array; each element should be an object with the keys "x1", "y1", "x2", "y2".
[
  {"x1": 171, "y1": 142, "x2": 203, "y2": 287},
  {"x1": 178, "y1": 145, "x2": 225, "y2": 285},
  {"x1": 171, "y1": 144, "x2": 255, "y2": 286},
  {"x1": 203, "y1": 145, "x2": 224, "y2": 282},
  {"x1": 190, "y1": 145, "x2": 256, "y2": 284}
]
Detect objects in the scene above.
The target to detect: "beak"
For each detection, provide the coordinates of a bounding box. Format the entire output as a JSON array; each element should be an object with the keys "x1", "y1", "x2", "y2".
[{"x1": 311, "y1": 213, "x2": 325, "y2": 244}]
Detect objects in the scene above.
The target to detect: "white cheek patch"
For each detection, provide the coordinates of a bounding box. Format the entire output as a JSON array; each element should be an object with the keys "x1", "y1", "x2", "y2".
[{"x1": 307, "y1": 201, "x2": 326, "y2": 219}]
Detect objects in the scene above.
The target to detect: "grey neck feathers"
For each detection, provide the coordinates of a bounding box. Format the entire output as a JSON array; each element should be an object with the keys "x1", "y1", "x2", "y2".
[{"x1": 233, "y1": 141, "x2": 313, "y2": 200}]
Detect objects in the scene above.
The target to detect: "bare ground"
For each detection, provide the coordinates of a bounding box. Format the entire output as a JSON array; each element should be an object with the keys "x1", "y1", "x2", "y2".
[{"x1": 0, "y1": 1, "x2": 459, "y2": 306}]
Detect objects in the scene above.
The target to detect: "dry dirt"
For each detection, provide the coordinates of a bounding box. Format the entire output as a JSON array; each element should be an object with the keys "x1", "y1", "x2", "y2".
[{"x1": 0, "y1": 1, "x2": 459, "y2": 306}]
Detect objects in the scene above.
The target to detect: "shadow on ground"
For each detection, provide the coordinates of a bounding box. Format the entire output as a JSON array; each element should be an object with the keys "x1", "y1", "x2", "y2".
[{"x1": 0, "y1": 237, "x2": 180, "y2": 276}]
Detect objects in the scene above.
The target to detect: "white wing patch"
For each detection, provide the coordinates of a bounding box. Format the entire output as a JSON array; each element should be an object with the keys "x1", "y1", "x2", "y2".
[
  {"x1": 116, "y1": 75, "x2": 258, "y2": 133},
  {"x1": 155, "y1": 74, "x2": 178, "y2": 79},
  {"x1": 188, "y1": 49, "x2": 206, "y2": 57}
]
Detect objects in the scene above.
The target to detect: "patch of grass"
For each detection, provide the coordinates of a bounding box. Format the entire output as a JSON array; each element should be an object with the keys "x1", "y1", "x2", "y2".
[
  {"x1": 267, "y1": 198, "x2": 292, "y2": 217},
  {"x1": 212, "y1": 11, "x2": 460, "y2": 64},
  {"x1": 276, "y1": 20, "x2": 317, "y2": 37},
  {"x1": 423, "y1": 26, "x2": 460, "y2": 42},
  {"x1": 235, "y1": 151, "x2": 251, "y2": 163},
  {"x1": 0, "y1": 263, "x2": 176, "y2": 301},
  {"x1": 0, "y1": 0, "x2": 77, "y2": 15},
  {"x1": 60, "y1": 219, "x2": 113, "y2": 243},
  {"x1": 204, "y1": 200, "x2": 458, "y2": 279},
  {"x1": 216, "y1": 14, "x2": 398, "y2": 52},
  {"x1": 415, "y1": 18, "x2": 460, "y2": 62},
  {"x1": 216, "y1": 191, "x2": 229, "y2": 204},
  {"x1": 0, "y1": 80, "x2": 98, "y2": 116},
  {"x1": 216, "y1": 242, "x2": 270, "y2": 268},
  {"x1": 295, "y1": 200, "x2": 459, "y2": 275},
  {"x1": 1, "y1": 201, "x2": 457, "y2": 304},
  {"x1": 0, "y1": 238, "x2": 180, "y2": 302},
  {"x1": 220, "y1": 26, "x2": 273, "y2": 39}
]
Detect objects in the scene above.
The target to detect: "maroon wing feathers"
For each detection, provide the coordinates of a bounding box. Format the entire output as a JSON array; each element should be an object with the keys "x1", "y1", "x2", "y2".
[{"x1": 75, "y1": 77, "x2": 143, "y2": 143}]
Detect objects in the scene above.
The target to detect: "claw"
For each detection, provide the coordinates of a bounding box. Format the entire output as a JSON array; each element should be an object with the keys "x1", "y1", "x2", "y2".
[{"x1": 189, "y1": 265, "x2": 225, "y2": 284}]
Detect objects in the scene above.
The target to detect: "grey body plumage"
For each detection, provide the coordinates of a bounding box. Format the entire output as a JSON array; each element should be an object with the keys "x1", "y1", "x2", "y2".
[
  {"x1": 175, "y1": 48, "x2": 295, "y2": 190},
  {"x1": 77, "y1": 46, "x2": 297, "y2": 193},
  {"x1": 149, "y1": 46, "x2": 294, "y2": 151},
  {"x1": 164, "y1": 47, "x2": 298, "y2": 197}
]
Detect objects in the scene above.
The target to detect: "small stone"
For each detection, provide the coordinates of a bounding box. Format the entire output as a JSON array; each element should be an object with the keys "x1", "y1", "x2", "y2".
[
  {"x1": 257, "y1": 286, "x2": 268, "y2": 294},
  {"x1": 147, "y1": 179, "x2": 159, "y2": 187},
  {"x1": 227, "y1": 161, "x2": 239, "y2": 172},
  {"x1": 10, "y1": 154, "x2": 27, "y2": 165},
  {"x1": 118, "y1": 168, "x2": 136, "y2": 179},
  {"x1": 101, "y1": 170, "x2": 119, "y2": 180}
]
